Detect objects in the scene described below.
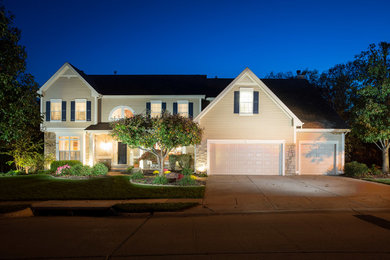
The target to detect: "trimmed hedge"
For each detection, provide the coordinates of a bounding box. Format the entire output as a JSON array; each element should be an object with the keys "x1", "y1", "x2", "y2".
[
  {"x1": 344, "y1": 161, "x2": 369, "y2": 177},
  {"x1": 91, "y1": 163, "x2": 108, "y2": 176},
  {"x1": 50, "y1": 160, "x2": 82, "y2": 172}
]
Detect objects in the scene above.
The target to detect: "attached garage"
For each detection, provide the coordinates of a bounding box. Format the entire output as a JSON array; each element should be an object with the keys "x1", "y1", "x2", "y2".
[
  {"x1": 208, "y1": 140, "x2": 284, "y2": 175},
  {"x1": 299, "y1": 141, "x2": 337, "y2": 175}
]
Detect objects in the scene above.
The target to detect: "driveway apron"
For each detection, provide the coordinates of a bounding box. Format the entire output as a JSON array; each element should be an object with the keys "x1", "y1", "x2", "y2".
[{"x1": 203, "y1": 175, "x2": 390, "y2": 213}]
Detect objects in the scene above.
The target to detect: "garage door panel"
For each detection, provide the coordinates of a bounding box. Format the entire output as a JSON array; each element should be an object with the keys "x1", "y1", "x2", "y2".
[
  {"x1": 209, "y1": 143, "x2": 282, "y2": 175},
  {"x1": 300, "y1": 143, "x2": 336, "y2": 175}
]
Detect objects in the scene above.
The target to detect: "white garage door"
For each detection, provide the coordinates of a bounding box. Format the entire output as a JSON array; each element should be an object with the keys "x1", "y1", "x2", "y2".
[
  {"x1": 209, "y1": 142, "x2": 283, "y2": 175},
  {"x1": 300, "y1": 142, "x2": 336, "y2": 175}
]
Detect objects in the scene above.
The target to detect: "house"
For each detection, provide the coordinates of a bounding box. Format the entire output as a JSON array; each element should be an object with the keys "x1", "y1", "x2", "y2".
[{"x1": 39, "y1": 62, "x2": 349, "y2": 175}]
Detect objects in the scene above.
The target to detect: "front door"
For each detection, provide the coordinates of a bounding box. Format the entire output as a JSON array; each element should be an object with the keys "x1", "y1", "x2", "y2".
[{"x1": 117, "y1": 142, "x2": 127, "y2": 164}]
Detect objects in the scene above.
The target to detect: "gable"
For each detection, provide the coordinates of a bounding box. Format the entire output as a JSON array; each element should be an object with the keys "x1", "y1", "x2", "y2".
[
  {"x1": 39, "y1": 62, "x2": 99, "y2": 97},
  {"x1": 195, "y1": 68, "x2": 303, "y2": 127}
]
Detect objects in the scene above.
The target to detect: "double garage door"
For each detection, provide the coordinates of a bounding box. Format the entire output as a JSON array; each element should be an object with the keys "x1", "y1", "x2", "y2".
[
  {"x1": 208, "y1": 141, "x2": 337, "y2": 175},
  {"x1": 209, "y1": 141, "x2": 283, "y2": 175}
]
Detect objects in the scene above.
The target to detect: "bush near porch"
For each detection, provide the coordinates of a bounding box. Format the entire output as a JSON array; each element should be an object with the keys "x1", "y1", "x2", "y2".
[{"x1": 0, "y1": 175, "x2": 205, "y2": 200}]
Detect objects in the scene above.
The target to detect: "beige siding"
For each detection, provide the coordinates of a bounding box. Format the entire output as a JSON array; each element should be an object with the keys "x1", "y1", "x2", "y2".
[
  {"x1": 42, "y1": 77, "x2": 95, "y2": 128},
  {"x1": 101, "y1": 97, "x2": 201, "y2": 122},
  {"x1": 297, "y1": 132, "x2": 343, "y2": 173},
  {"x1": 200, "y1": 84, "x2": 294, "y2": 142}
]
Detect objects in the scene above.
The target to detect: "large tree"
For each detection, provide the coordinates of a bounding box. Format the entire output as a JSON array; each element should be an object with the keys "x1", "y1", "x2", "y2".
[
  {"x1": 352, "y1": 42, "x2": 390, "y2": 173},
  {"x1": 0, "y1": 4, "x2": 42, "y2": 171},
  {"x1": 111, "y1": 113, "x2": 202, "y2": 176}
]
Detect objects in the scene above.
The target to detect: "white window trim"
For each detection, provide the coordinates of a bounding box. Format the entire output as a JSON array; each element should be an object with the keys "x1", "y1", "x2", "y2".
[
  {"x1": 50, "y1": 99, "x2": 62, "y2": 122},
  {"x1": 239, "y1": 87, "x2": 254, "y2": 116},
  {"x1": 151, "y1": 100, "x2": 162, "y2": 117},
  {"x1": 56, "y1": 134, "x2": 83, "y2": 162},
  {"x1": 108, "y1": 105, "x2": 135, "y2": 121},
  {"x1": 177, "y1": 100, "x2": 189, "y2": 117},
  {"x1": 75, "y1": 99, "x2": 87, "y2": 122}
]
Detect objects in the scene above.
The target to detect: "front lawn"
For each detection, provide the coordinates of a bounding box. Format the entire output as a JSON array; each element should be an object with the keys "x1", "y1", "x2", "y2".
[
  {"x1": 363, "y1": 178, "x2": 390, "y2": 185},
  {"x1": 0, "y1": 175, "x2": 205, "y2": 201}
]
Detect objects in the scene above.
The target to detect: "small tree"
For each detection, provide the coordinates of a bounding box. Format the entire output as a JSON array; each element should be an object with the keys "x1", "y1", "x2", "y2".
[
  {"x1": 352, "y1": 42, "x2": 390, "y2": 173},
  {"x1": 111, "y1": 113, "x2": 202, "y2": 176}
]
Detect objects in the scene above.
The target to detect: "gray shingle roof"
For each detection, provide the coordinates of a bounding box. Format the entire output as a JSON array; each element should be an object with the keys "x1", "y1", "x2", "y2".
[{"x1": 69, "y1": 64, "x2": 348, "y2": 129}]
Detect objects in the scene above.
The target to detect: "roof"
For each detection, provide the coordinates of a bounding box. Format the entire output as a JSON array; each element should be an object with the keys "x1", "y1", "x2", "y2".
[
  {"x1": 85, "y1": 123, "x2": 112, "y2": 131},
  {"x1": 69, "y1": 64, "x2": 347, "y2": 129}
]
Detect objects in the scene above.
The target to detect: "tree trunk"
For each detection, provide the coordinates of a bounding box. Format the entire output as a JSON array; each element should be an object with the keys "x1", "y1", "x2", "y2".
[
  {"x1": 382, "y1": 146, "x2": 389, "y2": 174},
  {"x1": 159, "y1": 157, "x2": 165, "y2": 177}
]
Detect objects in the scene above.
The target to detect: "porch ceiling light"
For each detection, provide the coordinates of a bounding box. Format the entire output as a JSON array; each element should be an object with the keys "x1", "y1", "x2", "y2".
[{"x1": 100, "y1": 141, "x2": 112, "y2": 152}]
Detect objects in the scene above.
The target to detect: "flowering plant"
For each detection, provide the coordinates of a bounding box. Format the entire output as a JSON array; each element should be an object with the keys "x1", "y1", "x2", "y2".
[
  {"x1": 56, "y1": 164, "x2": 71, "y2": 175},
  {"x1": 164, "y1": 170, "x2": 171, "y2": 174},
  {"x1": 153, "y1": 170, "x2": 159, "y2": 174}
]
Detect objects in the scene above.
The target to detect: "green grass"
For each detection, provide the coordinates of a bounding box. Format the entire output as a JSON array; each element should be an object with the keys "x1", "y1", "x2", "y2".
[
  {"x1": 363, "y1": 178, "x2": 390, "y2": 185},
  {"x1": 0, "y1": 204, "x2": 31, "y2": 214},
  {"x1": 113, "y1": 202, "x2": 199, "y2": 213},
  {"x1": 0, "y1": 175, "x2": 205, "y2": 201}
]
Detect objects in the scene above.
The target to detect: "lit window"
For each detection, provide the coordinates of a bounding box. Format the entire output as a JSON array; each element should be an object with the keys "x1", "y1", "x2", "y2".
[
  {"x1": 109, "y1": 107, "x2": 134, "y2": 121},
  {"x1": 75, "y1": 99, "x2": 86, "y2": 121},
  {"x1": 50, "y1": 100, "x2": 61, "y2": 121},
  {"x1": 178, "y1": 101, "x2": 189, "y2": 118},
  {"x1": 151, "y1": 101, "x2": 162, "y2": 118},
  {"x1": 59, "y1": 136, "x2": 80, "y2": 161},
  {"x1": 240, "y1": 88, "x2": 253, "y2": 114}
]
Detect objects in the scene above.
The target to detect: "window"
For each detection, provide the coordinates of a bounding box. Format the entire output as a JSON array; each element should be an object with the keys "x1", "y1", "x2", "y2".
[
  {"x1": 109, "y1": 106, "x2": 134, "y2": 121},
  {"x1": 151, "y1": 101, "x2": 162, "y2": 118},
  {"x1": 75, "y1": 99, "x2": 86, "y2": 121},
  {"x1": 239, "y1": 88, "x2": 253, "y2": 114},
  {"x1": 59, "y1": 136, "x2": 80, "y2": 161},
  {"x1": 50, "y1": 99, "x2": 61, "y2": 121},
  {"x1": 178, "y1": 101, "x2": 189, "y2": 118}
]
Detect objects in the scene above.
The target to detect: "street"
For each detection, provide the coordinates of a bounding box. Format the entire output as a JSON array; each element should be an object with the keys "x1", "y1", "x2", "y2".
[{"x1": 0, "y1": 210, "x2": 389, "y2": 259}]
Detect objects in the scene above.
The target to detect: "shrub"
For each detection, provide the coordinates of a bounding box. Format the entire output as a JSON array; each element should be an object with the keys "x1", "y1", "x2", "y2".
[
  {"x1": 369, "y1": 164, "x2": 382, "y2": 176},
  {"x1": 197, "y1": 173, "x2": 208, "y2": 177},
  {"x1": 168, "y1": 155, "x2": 178, "y2": 170},
  {"x1": 50, "y1": 160, "x2": 82, "y2": 172},
  {"x1": 153, "y1": 175, "x2": 169, "y2": 185},
  {"x1": 91, "y1": 163, "x2": 108, "y2": 176},
  {"x1": 55, "y1": 164, "x2": 71, "y2": 175},
  {"x1": 125, "y1": 166, "x2": 134, "y2": 174},
  {"x1": 177, "y1": 175, "x2": 197, "y2": 186},
  {"x1": 181, "y1": 167, "x2": 193, "y2": 175},
  {"x1": 178, "y1": 154, "x2": 192, "y2": 169},
  {"x1": 68, "y1": 165, "x2": 92, "y2": 176},
  {"x1": 344, "y1": 161, "x2": 369, "y2": 177},
  {"x1": 0, "y1": 170, "x2": 24, "y2": 176},
  {"x1": 130, "y1": 170, "x2": 144, "y2": 180}
]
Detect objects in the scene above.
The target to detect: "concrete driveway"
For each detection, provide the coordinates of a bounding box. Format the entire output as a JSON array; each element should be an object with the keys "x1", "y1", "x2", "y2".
[{"x1": 203, "y1": 175, "x2": 390, "y2": 213}]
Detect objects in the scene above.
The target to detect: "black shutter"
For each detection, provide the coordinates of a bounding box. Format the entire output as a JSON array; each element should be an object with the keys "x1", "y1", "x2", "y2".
[
  {"x1": 46, "y1": 101, "x2": 51, "y2": 121},
  {"x1": 234, "y1": 91, "x2": 239, "y2": 114},
  {"x1": 173, "y1": 102, "x2": 178, "y2": 114},
  {"x1": 71, "y1": 101, "x2": 75, "y2": 121},
  {"x1": 162, "y1": 102, "x2": 166, "y2": 113},
  {"x1": 253, "y1": 91, "x2": 259, "y2": 114},
  {"x1": 86, "y1": 101, "x2": 91, "y2": 121},
  {"x1": 189, "y1": 102, "x2": 193, "y2": 118},
  {"x1": 61, "y1": 101, "x2": 66, "y2": 121},
  {"x1": 146, "y1": 102, "x2": 151, "y2": 115}
]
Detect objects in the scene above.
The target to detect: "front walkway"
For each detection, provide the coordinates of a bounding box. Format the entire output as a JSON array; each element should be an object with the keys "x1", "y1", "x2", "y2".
[{"x1": 202, "y1": 175, "x2": 390, "y2": 213}]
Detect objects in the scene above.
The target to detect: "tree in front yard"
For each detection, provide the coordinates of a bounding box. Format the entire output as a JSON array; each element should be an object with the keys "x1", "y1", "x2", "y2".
[
  {"x1": 111, "y1": 113, "x2": 202, "y2": 176},
  {"x1": 352, "y1": 42, "x2": 390, "y2": 173}
]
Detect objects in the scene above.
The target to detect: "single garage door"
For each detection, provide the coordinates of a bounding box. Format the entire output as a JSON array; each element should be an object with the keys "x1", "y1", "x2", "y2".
[
  {"x1": 209, "y1": 142, "x2": 283, "y2": 175},
  {"x1": 300, "y1": 142, "x2": 337, "y2": 175}
]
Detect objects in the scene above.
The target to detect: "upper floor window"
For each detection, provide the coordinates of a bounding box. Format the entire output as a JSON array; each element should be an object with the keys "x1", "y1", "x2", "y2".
[
  {"x1": 75, "y1": 99, "x2": 86, "y2": 121},
  {"x1": 151, "y1": 101, "x2": 162, "y2": 118},
  {"x1": 50, "y1": 99, "x2": 62, "y2": 121},
  {"x1": 239, "y1": 88, "x2": 253, "y2": 115},
  {"x1": 109, "y1": 106, "x2": 134, "y2": 121},
  {"x1": 177, "y1": 101, "x2": 189, "y2": 118}
]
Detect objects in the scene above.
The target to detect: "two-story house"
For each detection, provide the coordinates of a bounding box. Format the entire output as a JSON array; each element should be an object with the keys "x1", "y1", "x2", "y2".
[{"x1": 39, "y1": 62, "x2": 349, "y2": 175}]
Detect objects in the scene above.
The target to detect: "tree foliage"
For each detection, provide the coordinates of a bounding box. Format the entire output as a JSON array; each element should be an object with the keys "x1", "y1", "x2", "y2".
[
  {"x1": 351, "y1": 42, "x2": 390, "y2": 173},
  {"x1": 111, "y1": 113, "x2": 202, "y2": 176},
  {"x1": 0, "y1": 4, "x2": 43, "y2": 171}
]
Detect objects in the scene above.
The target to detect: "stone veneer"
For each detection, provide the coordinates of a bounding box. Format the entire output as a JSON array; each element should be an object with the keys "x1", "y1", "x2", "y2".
[
  {"x1": 195, "y1": 140, "x2": 207, "y2": 172},
  {"x1": 44, "y1": 132, "x2": 56, "y2": 157},
  {"x1": 285, "y1": 143, "x2": 296, "y2": 175}
]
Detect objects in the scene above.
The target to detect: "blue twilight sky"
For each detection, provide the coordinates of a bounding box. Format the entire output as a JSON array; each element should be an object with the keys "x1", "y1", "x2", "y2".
[{"x1": 3, "y1": 0, "x2": 390, "y2": 85}]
